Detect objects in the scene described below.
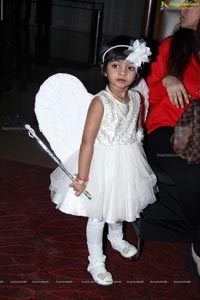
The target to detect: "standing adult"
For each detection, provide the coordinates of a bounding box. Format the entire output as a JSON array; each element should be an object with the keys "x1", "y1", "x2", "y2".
[{"x1": 140, "y1": 0, "x2": 200, "y2": 284}]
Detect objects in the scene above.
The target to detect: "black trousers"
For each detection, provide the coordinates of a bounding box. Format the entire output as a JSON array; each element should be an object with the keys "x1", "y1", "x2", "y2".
[{"x1": 140, "y1": 127, "x2": 200, "y2": 255}]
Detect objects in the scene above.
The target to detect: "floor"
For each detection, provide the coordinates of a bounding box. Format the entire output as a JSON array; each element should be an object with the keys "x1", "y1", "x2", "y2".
[{"x1": 0, "y1": 26, "x2": 105, "y2": 168}]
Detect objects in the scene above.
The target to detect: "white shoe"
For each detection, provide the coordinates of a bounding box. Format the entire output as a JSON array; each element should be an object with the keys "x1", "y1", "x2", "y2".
[
  {"x1": 87, "y1": 255, "x2": 113, "y2": 286},
  {"x1": 108, "y1": 238, "x2": 137, "y2": 258}
]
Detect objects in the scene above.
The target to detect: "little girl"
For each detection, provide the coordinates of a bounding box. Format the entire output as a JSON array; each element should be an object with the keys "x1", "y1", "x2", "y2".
[{"x1": 50, "y1": 36, "x2": 157, "y2": 285}]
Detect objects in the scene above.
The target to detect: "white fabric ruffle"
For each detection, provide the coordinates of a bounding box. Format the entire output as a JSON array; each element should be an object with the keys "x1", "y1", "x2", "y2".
[{"x1": 50, "y1": 142, "x2": 157, "y2": 224}]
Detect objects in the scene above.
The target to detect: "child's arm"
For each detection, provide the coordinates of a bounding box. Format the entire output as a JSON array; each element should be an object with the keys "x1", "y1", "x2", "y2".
[{"x1": 70, "y1": 96, "x2": 104, "y2": 196}]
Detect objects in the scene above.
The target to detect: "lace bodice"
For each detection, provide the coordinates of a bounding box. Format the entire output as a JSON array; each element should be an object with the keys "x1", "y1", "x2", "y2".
[{"x1": 95, "y1": 89, "x2": 141, "y2": 145}]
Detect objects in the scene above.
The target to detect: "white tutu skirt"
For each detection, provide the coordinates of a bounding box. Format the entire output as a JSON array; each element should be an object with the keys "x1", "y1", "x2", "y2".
[{"x1": 50, "y1": 142, "x2": 157, "y2": 223}]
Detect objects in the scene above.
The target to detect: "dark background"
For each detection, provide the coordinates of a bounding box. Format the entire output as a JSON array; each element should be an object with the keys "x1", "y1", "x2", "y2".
[{"x1": 0, "y1": 0, "x2": 161, "y2": 126}]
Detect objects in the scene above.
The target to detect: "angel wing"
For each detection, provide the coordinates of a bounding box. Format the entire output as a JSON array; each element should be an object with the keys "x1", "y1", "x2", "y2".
[
  {"x1": 133, "y1": 78, "x2": 149, "y2": 121},
  {"x1": 35, "y1": 73, "x2": 93, "y2": 163},
  {"x1": 35, "y1": 73, "x2": 149, "y2": 164}
]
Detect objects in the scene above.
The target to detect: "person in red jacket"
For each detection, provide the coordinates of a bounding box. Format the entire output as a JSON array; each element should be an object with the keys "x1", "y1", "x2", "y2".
[{"x1": 140, "y1": 0, "x2": 200, "y2": 284}]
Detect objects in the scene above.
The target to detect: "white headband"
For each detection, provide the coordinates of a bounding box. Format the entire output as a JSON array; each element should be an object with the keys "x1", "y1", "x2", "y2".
[
  {"x1": 102, "y1": 45, "x2": 130, "y2": 63},
  {"x1": 102, "y1": 39, "x2": 152, "y2": 68}
]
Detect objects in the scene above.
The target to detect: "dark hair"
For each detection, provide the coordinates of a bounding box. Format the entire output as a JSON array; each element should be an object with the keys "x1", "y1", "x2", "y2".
[
  {"x1": 167, "y1": 20, "x2": 200, "y2": 79},
  {"x1": 99, "y1": 35, "x2": 132, "y2": 73}
]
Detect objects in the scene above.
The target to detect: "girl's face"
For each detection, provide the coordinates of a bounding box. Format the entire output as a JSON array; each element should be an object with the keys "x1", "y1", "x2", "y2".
[
  {"x1": 105, "y1": 60, "x2": 136, "y2": 90},
  {"x1": 179, "y1": 0, "x2": 200, "y2": 30}
]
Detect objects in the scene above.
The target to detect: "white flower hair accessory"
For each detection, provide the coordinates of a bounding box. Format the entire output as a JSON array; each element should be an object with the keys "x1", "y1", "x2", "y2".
[
  {"x1": 125, "y1": 39, "x2": 152, "y2": 68},
  {"x1": 102, "y1": 39, "x2": 151, "y2": 68}
]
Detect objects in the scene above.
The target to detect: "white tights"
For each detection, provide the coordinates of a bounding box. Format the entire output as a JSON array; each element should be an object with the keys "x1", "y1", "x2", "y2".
[{"x1": 86, "y1": 217, "x2": 124, "y2": 261}]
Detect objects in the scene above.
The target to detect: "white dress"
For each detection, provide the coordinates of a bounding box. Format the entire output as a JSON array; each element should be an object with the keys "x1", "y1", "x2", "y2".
[{"x1": 50, "y1": 89, "x2": 157, "y2": 223}]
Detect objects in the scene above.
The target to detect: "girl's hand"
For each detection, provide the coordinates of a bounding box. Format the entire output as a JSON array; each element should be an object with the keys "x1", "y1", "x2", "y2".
[
  {"x1": 162, "y1": 75, "x2": 190, "y2": 108},
  {"x1": 69, "y1": 181, "x2": 86, "y2": 197}
]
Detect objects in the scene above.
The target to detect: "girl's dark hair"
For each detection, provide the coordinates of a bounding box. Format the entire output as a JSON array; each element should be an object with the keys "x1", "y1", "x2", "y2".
[
  {"x1": 167, "y1": 20, "x2": 200, "y2": 79},
  {"x1": 99, "y1": 35, "x2": 132, "y2": 73}
]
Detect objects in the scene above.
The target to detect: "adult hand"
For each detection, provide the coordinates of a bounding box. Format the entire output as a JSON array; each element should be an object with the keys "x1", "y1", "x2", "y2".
[
  {"x1": 69, "y1": 181, "x2": 86, "y2": 197},
  {"x1": 162, "y1": 75, "x2": 190, "y2": 108}
]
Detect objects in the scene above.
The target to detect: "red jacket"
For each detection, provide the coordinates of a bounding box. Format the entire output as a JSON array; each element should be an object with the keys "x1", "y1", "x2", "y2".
[{"x1": 146, "y1": 37, "x2": 200, "y2": 134}]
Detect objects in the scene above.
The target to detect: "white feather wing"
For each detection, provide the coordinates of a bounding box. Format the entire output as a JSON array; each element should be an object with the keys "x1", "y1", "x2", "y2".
[
  {"x1": 34, "y1": 73, "x2": 93, "y2": 163},
  {"x1": 133, "y1": 78, "x2": 149, "y2": 121}
]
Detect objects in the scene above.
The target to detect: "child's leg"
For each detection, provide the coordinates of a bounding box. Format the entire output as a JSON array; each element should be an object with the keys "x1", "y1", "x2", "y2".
[
  {"x1": 86, "y1": 218, "x2": 113, "y2": 285},
  {"x1": 108, "y1": 222, "x2": 137, "y2": 258},
  {"x1": 86, "y1": 218, "x2": 105, "y2": 261}
]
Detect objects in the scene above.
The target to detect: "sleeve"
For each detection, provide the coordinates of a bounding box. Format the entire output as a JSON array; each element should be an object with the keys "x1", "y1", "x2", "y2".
[{"x1": 146, "y1": 37, "x2": 172, "y2": 106}]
